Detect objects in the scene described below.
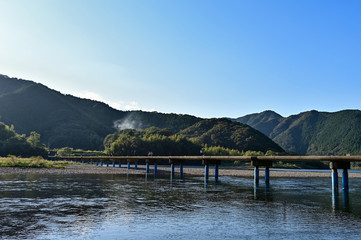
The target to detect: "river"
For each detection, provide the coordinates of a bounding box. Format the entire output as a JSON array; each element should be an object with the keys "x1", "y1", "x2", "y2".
[{"x1": 1, "y1": 171, "x2": 361, "y2": 239}]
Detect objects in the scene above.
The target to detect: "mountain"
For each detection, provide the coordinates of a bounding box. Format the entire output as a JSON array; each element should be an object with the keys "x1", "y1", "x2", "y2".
[
  {"x1": 0, "y1": 74, "x2": 200, "y2": 150},
  {"x1": 235, "y1": 110, "x2": 283, "y2": 136},
  {"x1": 180, "y1": 118, "x2": 284, "y2": 153},
  {"x1": 235, "y1": 110, "x2": 361, "y2": 155}
]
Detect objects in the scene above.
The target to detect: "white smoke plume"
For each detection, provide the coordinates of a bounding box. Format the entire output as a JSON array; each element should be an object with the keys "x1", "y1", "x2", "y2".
[{"x1": 113, "y1": 114, "x2": 143, "y2": 131}]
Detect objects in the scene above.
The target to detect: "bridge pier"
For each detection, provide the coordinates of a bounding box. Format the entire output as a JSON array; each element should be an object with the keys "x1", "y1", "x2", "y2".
[
  {"x1": 127, "y1": 159, "x2": 139, "y2": 170},
  {"x1": 171, "y1": 164, "x2": 175, "y2": 178},
  {"x1": 251, "y1": 158, "x2": 273, "y2": 184},
  {"x1": 202, "y1": 159, "x2": 222, "y2": 181},
  {"x1": 343, "y1": 169, "x2": 349, "y2": 191},
  {"x1": 146, "y1": 158, "x2": 159, "y2": 178},
  {"x1": 205, "y1": 165, "x2": 209, "y2": 179},
  {"x1": 180, "y1": 164, "x2": 184, "y2": 179},
  {"x1": 265, "y1": 167, "x2": 270, "y2": 184},
  {"x1": 215, "y1": 164, "x2": 219, "y2": 181},
  {"x1": 169, "y1": 159, "x2": 186, "y2": 179},
  {"x1": 154, "y1": 163, "x2": 158, "y2": 178},
  {"x1": 330, "y1": 161, "x2": 350, "y2": 191},
  {"x1": 254, "y1": 167, "x2": 259, "y2": 184}
]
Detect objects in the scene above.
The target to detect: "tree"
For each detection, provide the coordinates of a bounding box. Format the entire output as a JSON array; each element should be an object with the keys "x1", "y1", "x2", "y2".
[{"x1": 27, "y1": 131, "x2": 44, "y2": 148}]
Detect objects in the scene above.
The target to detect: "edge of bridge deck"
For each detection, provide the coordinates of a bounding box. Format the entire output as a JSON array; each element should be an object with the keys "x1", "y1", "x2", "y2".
[{"x1": 50, "y1": 155, "x2": 361, "y2": 162}]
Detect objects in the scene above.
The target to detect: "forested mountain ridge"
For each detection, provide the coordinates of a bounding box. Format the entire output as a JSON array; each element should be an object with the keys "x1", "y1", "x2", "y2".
[
  {"x1": 180, "y1": 118, "x2": 284, "y2": 153},
  {"x1": 235, "y1": 110, "x2": 283, "y2": 137},
  {"x1": 0, "y1": 74, "x2": 286, "y2": 154},
  {"x1": 235, "y1": 109, "x2": 361, "y2": 155},
  {"x1": 0, "y1": 74, "x2": 201, "y2": 150}
]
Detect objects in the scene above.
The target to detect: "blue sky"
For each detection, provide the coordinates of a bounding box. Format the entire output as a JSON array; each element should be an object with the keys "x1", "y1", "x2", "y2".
[{"x1": 1, "y1": 0, "x2": 361, "y2": 118}]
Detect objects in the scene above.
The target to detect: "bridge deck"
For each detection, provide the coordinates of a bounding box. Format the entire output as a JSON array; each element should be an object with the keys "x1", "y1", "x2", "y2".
[{"x1": 51, "y1": 155, "x2": 361, "y2": 162}]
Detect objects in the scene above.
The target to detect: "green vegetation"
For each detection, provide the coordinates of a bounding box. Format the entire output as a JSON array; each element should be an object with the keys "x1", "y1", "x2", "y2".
[
  {"x1": 103, "y1": 122, "x2": 284, "y2": 156},
  {"x1": 236, "y1": 110, "x2": 361, "y2": 156},
  {"x1": 0, "y1": 122, "x2": 48, "y2": 158},
  {"x1": 180, "y1": 118, "x2": 284, "y2": 153},
  {"x1": 273, "y1": 161, "x2": 329, "y2": 169},
  {"x1": 5, "y1": 74, "x2": 361, "y2": 157},
  {"x1": 104, "y1": 127, "x2": 201, "y2": 156},
  {"x1": 0, "y1": 74, "x2": 200, "y2": 150},
  {"x1": 55, "y1": 147, "x2": 105, "y2": 157},
  {"x1": 0, "y1": 156, "x2": 71, "y2": 168}
]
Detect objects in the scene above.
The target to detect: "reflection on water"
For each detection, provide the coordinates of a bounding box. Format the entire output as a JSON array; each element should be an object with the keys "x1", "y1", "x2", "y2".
[{"x1": 1, "y1": 173, "x2": 361, "y2": 239}]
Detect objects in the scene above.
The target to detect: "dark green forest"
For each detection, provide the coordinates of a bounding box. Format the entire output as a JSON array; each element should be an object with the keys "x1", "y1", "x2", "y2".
[
  {"x1": 104, "y1": 127, "x2": 201, "y2": 156},
  {"x1": 103, "y1": 120, "x2": 285, "y2": 156},
  {"x1": 2, "y1": 74, "x2": 361, "y2": 157},
  {"x1": 0, "y1": 121, "x2": 47, "y2": 157},
  {"x1": 0, "y1": 74, "x2": 200, "y2": 150},
  {"x1": 180, "y1": 118, "x2": 284, "y2": 153},
  {"x1": 236, "y1": 110, "x2": 361, "y2": 155}
]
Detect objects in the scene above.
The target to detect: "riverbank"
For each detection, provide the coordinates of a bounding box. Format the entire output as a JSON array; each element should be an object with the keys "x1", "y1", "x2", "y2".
[{"x1": 1, "y1": 164, "x2": 361, "y2": 178}]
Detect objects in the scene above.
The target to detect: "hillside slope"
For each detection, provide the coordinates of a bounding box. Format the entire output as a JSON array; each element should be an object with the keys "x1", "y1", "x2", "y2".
[
  {"x1": 0, "y1": 74, "x2": 200, "y2": 150},
  {"x1": 180, "y1": 118, "x2": 284, "y2": 153},
  {"x1": 235, "y1": 109, "x2": 361, "y2": 155}
]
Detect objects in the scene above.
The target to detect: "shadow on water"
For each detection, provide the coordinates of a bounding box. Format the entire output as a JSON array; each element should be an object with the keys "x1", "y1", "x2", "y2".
[{"x1": 2, "y1": 173, "x2": 361, "y2": 239}]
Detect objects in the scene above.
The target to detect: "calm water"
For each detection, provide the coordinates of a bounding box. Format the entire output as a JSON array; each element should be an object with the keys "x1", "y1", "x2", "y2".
[{"x1": 1, "y1": 171, "x2": 361, "y2": 240}]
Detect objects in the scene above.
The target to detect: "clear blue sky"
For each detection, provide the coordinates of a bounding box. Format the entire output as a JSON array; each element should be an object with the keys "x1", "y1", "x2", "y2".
[{"x1": 1, "y1": 0, "x2": 361, "y2": 118}]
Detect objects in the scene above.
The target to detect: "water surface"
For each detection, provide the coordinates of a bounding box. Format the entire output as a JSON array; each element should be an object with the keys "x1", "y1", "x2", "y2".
[{"x1": 1, "y1": 172, "x2": 361, "y2": 239}]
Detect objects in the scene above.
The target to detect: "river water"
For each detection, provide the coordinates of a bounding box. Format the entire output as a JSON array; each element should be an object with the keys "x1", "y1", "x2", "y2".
[{"x1": 1, "y1": 171, "x2": 361, "y2": 240}]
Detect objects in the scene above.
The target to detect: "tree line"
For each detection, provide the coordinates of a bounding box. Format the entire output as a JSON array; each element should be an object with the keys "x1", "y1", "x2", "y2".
[
  {"x1": 103, "y1": 127, "x2": 201, "y2": 156},
  {"x1": 0, "y1": 122, "x2": 48, "y2": 158}
]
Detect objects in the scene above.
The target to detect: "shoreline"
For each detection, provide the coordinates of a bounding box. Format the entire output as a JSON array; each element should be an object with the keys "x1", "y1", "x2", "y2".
[{"x1": 1, "y1": 164, "x2": 361, "y2": 178}]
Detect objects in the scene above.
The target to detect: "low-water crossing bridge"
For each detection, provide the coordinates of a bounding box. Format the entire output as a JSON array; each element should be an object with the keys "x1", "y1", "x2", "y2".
[{"x1": 51, "y1": 155, "x2": 361, "y2": 191}]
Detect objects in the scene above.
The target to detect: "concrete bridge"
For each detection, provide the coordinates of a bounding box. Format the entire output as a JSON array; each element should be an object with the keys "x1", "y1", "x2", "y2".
[{"x1": 50, "y1": 155, "x2": 361, "y2": 191}]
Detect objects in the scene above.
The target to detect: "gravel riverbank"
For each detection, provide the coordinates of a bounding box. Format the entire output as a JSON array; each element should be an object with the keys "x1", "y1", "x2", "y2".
[{"x1": 1, "y1": 164, "x2": 361, "y2": 178}]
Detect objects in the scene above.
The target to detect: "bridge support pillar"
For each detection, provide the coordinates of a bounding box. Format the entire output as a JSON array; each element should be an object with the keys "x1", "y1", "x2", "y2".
[
  {"x1": 101, "y1": 161, "x2": 103, "y2": 167},
  {"x1": 332, "y1": 169, "x2": 338, "y2": 190},
  {"x1": 205, "y1": 165, "x2": 209, "y2": 179},
  {"x1": 265, "y1": 167, "x2": 270, "y2": 184},
  {"x1": 112, "y1": 162, "x2": 115, "y2": 167},
  {"x1": 127, "y1": 159, "x2": 139, "y2": 170},
  {"x1": 146, "y1": 158, "x2": 159, "y2": 179},
  {"x1": 330, "y1": 161, "x2": 350, "y2": 191},
  {"x1": 202, "y1": 159, "x2": 222, "y2": 180},
  {"x1": 251, "y1": 158, "x2": 272, "y2": 184},
  {"x1": 254, "y1": 167, "x2": 259, "y2": 184},
  {"x1": 180, "y1": 164, "x2": 184, "y2": 179},
  {"x1": 106, "y1": 162, "x2": 109, "y2": 167},
  {"x1": 169, "y1": 159, "x2": 186, "y2": 179},
  {"x1": 343, "y1": 169, "x2": 349, "y2": 191},
  {"x1": 171, "y1": 164, "x2": 175, "y2": 179},
  {"x1": 215, "y1": 164, "x2": 219, "y2": 181},
  {"x1": 119, "y1": 162, "x2": 121, "y2": 168},
  {"x1": 154, "y1": 163, "x2": 158, "y2": 179}
]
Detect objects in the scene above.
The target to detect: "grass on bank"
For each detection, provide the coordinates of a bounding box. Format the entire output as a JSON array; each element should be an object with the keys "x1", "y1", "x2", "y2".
[{"x1": 0, "y1": 156, "x2": 73, "y2": 168}]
